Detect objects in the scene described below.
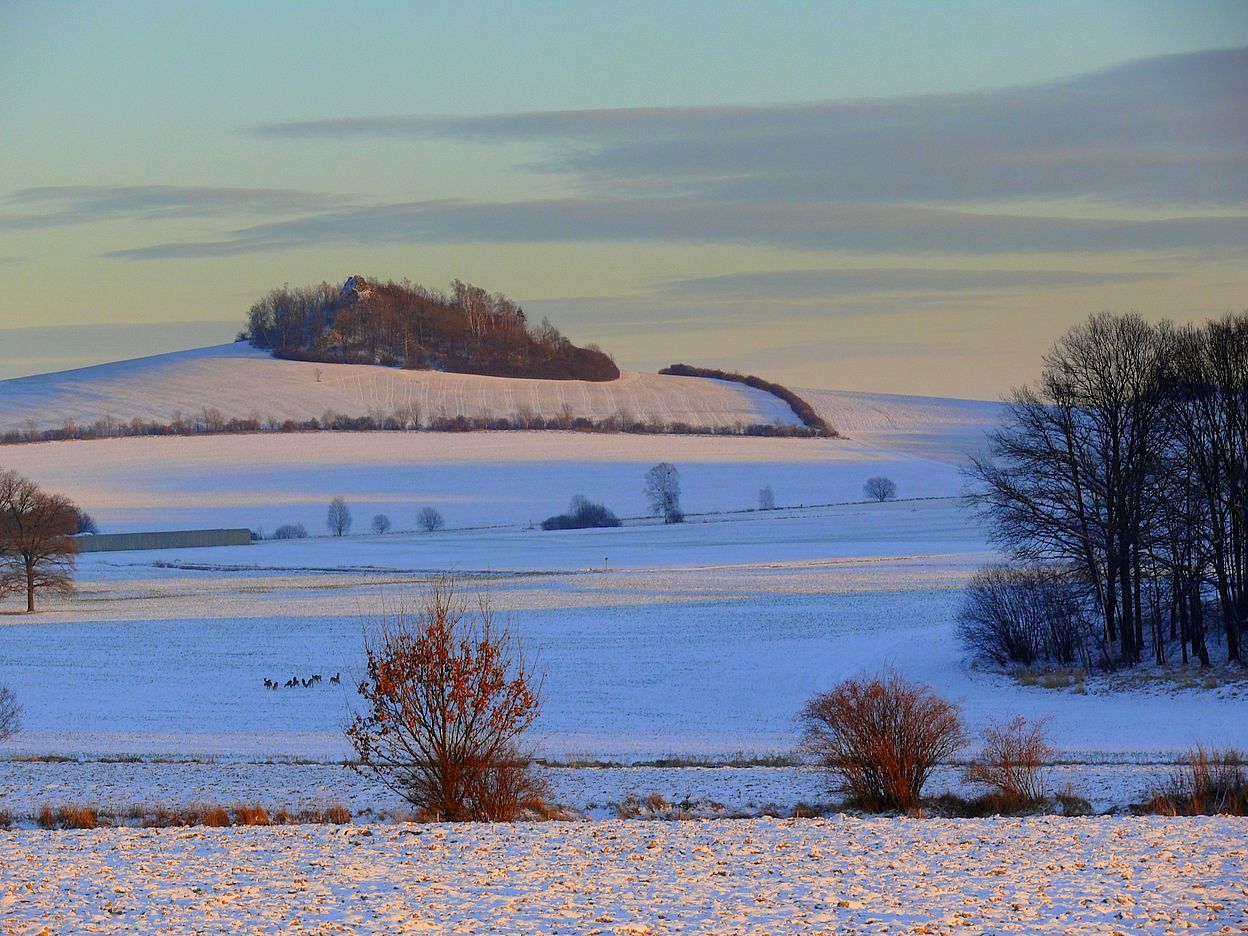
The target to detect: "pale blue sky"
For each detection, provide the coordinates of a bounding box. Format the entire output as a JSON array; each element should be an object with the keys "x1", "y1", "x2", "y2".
[{"x1": 2, "y1": 2, "x2": 1245, "y2": 395}]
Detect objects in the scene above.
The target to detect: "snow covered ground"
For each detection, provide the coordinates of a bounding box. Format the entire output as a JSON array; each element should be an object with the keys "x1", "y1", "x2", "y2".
[
  {"x1": 1, "y1": 500, "x2": 1243, "y2": 768},
  {"x1": 1, "y1": 351, "x2": 1244, "y2": 844},
  {"x1": 2, "y1": 817, "x2": 1244, "y2": 933}
]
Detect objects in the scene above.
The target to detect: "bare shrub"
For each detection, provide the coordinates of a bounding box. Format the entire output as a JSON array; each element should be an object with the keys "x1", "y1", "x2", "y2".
[
  {"x1": 958, "y1": 565, "x2": 1093, "y2": 669},
  {"x1": 863, "y1": 476, "x2": 897, "y2": 502},
  {"x1": 758, "y1": 485, "x2": 776, "y2": 510},
  {"x1": 371, "y1": 513, "x2": 392, "y2": 535},
  {"x1": 964, "y1": 715, "x2": 1053, "y2": 811},
  {"x1": 798, "y1": 670, "x2": 965, "y2": 812},
  {"x1": 273, "y1": 523, "x2": 307, "y2": 540},
  {"x1": 541, "y1": 495, "x2": 621, "y2": 530},
  {"x1": 1147, "y1": 745, "x2": 1247, "y2": 816},
  {"x1": 346, "y1": 578, "x2": 545, "y2": 821},
  {"x1": 0, "y1": 685, "x2": 19, "y2": 742},
  {"x1": 417, "y1": 506, "x2": 445, "y2": 532}
]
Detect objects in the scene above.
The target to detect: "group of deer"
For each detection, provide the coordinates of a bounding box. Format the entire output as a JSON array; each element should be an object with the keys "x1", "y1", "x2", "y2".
[{"x1": 263, "y1": 672, "x2": 341, "y2": 690}]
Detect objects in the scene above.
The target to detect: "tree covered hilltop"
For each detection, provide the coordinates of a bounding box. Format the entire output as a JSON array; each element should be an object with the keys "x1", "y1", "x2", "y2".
[{"x1": 243, "y1": 276, "x2": 620, "y2": 382}]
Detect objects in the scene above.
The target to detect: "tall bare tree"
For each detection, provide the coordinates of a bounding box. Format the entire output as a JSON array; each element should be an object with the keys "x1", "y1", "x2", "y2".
[
  {"x1": 644, "y1": 463, "x2": 683, "y2": 523},
  {"x1": 0, "y1": 470, "x2": 80, "y2": 613},
  {"x1": 326, "y1": 497, "x2": 352, "y2": 537}
]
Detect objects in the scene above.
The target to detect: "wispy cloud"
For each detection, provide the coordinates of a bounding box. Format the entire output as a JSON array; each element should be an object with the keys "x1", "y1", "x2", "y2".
[
  {"x1": 250, "y1": 48, "x2": 1248, "y2": 208},
  {"x1": 659, "y1": 268, "x2": 1180, "y2": 301},
  {"x1": 61, "y1": 48, "x2": 1248, "y2": 264},
  {"x1": 105, "y1": 197, "x2": 1248, "y2": 260},
  {"x1": 0, "y1": 186, "x2": 352, "y2": 228}
]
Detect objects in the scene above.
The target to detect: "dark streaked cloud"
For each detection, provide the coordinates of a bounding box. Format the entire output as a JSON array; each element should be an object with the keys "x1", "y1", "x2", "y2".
[
  {"x1": 660, "y1": 268, "x2": 1180, "y2": 301},
  {"x1": 249, "y1": 48, "x2": 1248, "y2": 207},
  {"x1": 105, "y1": 197, "x2": 1248, "y2": 260},
  {"x1": 0, "y1": 186, "x2": 353, "y2": 228}
]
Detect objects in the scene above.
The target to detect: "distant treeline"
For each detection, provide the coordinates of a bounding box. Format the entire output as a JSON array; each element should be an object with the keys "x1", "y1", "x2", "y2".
[
  {"x1": 658, "y1": 364, "x2": 836, "y2": 437},
  {"x1": 0, "y1": 407, "x2": 825, "y2": 446},
  {"x1": 244, "y1": 276, "x2": 620, "y2": 382}
]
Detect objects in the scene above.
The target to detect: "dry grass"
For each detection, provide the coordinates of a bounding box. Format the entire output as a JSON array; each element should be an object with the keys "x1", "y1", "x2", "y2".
[
  {"x1": 1146, "y1": 745, "x2": 1247, "y2": 816},
  {"x1": 32, "y1": 804, "x2": 99, "y2": 830},
  {"x1": 200, "y1": 805, "x2": 231, "y2": 828},
  {"x1": 233, "y1": 804, "x2": 270, "y2": 826}
]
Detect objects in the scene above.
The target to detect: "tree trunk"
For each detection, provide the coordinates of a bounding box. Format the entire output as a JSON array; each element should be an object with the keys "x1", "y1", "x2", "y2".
[{"x1": 24, "y1": 556, "x2": 35, "y2": 613}]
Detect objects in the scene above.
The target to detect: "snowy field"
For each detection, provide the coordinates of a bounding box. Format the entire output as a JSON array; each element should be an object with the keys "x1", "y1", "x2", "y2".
[
  {"x1": 1, "y1": 499, "x2": 1243, "y2": 772},
  {"x1": 2, "y1": 817, "x2": 1244, "y2": 933},
  {"x1": 0, "y1": 429, "x2": 966, "y2": 535},
  {"x1": 1, "y1": 353, "x2": 1244, "y2": 829}
]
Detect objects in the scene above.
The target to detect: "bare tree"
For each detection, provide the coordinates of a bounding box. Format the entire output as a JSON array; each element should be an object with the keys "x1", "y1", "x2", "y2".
[
  {"x1": 417, "y1": 506, "x2": 445, "y2": 532},
  {"x1": 0, "y1": 685, "x2": 19, "y2": 742},
  {"x1": 346, "y1": 579, "x2": 546, "y2": 820},
  {"x1": 863, "y1": 476, "x2": 897, "y2": 502},
  {"x1": 371, "y1": 513, "x2": 392, "y2": 535},
  {"x1": 644, "y1": 463, "x2": 683, "y2": 523},
  {"x1": 326, "y1": 497, "x2": 352, "y2": 537},
  {"x1": 0, "y1": 470, "x2": 80, "y2": 613},
  {"x1": 758, "y1": 485, "x2": 776, "y2": 510}
]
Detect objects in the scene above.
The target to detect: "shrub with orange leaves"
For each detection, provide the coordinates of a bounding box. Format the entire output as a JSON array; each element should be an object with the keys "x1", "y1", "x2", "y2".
[{"x1": 346, "y1": 578, "x2": 546, "y2": 821}]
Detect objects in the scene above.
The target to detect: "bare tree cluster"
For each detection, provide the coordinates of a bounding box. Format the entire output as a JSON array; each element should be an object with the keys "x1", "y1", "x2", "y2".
[
  {"x1": 967, "y1": 311, "x2": 1248, "y2": 669},
  {"x1": 0, "y1": 469, "x2": 80, "y2": 612},
  {"x1": 245, "y1": 276, "x2": 619, "y2": 382}
]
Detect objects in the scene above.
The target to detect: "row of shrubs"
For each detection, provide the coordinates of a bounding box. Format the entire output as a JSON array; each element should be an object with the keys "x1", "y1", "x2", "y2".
[
  {"x1": 1, "y1": 408, "x2": 825, "y2": 446},
  {"x1": 800, "y1": 669, "x2": 1247, "y2": 816},
  {"x1": 659, "y1": 363, "x2": 837, "y2": 437},
  {"x1": 1, "y1": 801, "x2": 354, "y2": 831}
]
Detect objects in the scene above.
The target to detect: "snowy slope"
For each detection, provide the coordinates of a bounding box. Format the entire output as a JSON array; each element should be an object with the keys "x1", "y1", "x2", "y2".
[
  {"x1": 0, "y1": 343, "x2": 798, "y2": 433},
  {"x1": 0, "y1": 343, "x2": 1005, "y2": 463}
]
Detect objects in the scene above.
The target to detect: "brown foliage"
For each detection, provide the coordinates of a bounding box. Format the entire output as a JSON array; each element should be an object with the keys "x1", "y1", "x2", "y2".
[
  {"x1": 798, "y1": 670, "x2": 965, "y2": 812},
  {"x1": 0, "y1": 469, "x2": 80, "y2": 612},
  {"x1": 347, "y1": 578, "x2": 545, "y2": 821},
  {"x1": 1147, "y1": 745, "x2": 1247, "y2": 816},
  {"x1": 964, "y1": 715, "x2": 1054, "y2": 811}
]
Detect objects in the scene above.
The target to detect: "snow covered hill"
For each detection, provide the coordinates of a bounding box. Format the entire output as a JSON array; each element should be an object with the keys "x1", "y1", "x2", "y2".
[
  {"x1": 0, "y1": 343, "x2": 796, "y2": 434},
  {"x1": 0, "y1": 342, "x2": 1003, "y2": 458}
]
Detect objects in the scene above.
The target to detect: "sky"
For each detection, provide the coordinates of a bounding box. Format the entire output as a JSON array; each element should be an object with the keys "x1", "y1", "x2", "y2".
[{"x1": 1, "y1": 1, "x2": 1245, "y2": 397}]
